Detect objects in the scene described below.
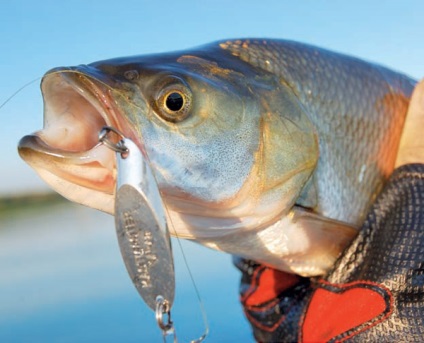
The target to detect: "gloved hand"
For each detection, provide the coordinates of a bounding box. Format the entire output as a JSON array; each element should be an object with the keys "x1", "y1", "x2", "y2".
[{"x1": 235, "y1": 81, "x2": 424, "y2": 343}]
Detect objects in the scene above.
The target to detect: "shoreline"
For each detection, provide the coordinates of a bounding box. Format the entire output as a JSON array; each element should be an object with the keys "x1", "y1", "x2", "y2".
[{"x1": 0, "y1": 192, "x2": 68, "y2": 214}]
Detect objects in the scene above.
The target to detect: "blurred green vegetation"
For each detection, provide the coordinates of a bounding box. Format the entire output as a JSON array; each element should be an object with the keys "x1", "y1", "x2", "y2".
[{"x1": 0, "y1": 193, "x2": 68, "y2": 217}]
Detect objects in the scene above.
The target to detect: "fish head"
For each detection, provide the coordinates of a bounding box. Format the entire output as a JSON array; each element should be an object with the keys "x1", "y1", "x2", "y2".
[{"x1": 18, "y1": 43, "x2": 319, "y2": 239}]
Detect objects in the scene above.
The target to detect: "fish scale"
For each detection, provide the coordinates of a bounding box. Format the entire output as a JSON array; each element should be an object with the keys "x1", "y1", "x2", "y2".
[{"x1": 220, "y1": 39, "x2": 414, "y2": 224}]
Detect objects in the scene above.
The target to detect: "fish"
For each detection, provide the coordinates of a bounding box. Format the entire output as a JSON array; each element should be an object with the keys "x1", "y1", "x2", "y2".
[{"x1": 18, "y1": 39, "x2": 416, "y2": 276}]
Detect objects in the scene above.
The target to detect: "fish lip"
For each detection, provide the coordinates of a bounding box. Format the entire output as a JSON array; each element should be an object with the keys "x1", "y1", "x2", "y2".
[
  {"x1": 18, "y1": 67, "x2": 124, "y2": 161},
  {"x1": 18, "y1": 134, "x2": 62, "y2": 158},
  {"x1": 18, "y1": 134, "x2": 102, "y2": 161},
  {"x1": 17, "y1": 67, "x2": 131, "y2": 212}
]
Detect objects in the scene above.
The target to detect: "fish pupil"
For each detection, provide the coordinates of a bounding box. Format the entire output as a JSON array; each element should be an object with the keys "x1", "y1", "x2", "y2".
[{"x1": 165, "y1": 92, "x2": 184, "y2": 112}]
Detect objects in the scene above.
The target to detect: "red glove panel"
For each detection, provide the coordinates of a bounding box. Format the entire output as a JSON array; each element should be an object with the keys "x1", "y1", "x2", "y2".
[{"x1": 236, "y1": 164, "x2": 424, "y2": 342}]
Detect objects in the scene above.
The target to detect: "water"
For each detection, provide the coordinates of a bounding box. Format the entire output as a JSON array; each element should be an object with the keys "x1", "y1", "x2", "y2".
[{"x1": 0, "y1": 200, "x2": 253, "y2": 342}]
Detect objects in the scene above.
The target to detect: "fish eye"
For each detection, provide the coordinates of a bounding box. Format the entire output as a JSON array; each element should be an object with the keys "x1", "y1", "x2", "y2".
[
  {"x1": 165, "y1": 92, "x2": 185, "y2": 112},
  {"x1": 156, "y1": 83, "x2": 192, "y2": 122}
]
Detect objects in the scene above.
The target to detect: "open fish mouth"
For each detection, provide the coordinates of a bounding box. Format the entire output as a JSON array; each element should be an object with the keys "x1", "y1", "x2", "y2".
[{"x1": 18, "y1": 68, "x2": 128, "y2": 213}]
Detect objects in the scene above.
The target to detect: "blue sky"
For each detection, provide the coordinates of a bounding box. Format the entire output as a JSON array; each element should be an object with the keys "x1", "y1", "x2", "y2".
[{"x1": 1, "y1": 0, "x2": 424, "y2": 195}]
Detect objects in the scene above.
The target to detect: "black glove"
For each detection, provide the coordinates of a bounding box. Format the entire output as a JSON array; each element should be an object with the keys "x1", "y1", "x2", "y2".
[{"x1": 235, "y1": 163, "x2": 424, "y2": 342}]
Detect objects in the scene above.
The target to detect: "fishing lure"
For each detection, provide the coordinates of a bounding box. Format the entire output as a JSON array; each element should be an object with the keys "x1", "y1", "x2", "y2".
[
  {"x1": 99, "y1": 126, "x2": 176, "y2": 341},
  {"x1": 99, "y1": 126, "x2": 207, "y2": 342}
]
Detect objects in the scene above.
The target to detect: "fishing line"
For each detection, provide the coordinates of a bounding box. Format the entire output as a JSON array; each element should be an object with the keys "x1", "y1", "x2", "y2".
[
  {"x1": 0, "y1": 77, "x2": 42, "y2": 111},
  {"x1": 0, "y1": 69, "x2": 104, "y2": 112},
  {"x1": 151, "y1": 170, "x2": 210, "y2": 343}
]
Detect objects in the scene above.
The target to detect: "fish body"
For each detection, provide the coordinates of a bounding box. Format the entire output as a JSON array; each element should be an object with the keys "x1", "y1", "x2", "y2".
[{"x1": 18, "y1": 39, "x2": 415, "y2": 276}]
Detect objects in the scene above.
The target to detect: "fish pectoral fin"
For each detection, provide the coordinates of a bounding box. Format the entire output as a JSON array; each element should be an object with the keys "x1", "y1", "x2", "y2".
[
  {"x1": 290, "y1": 207, "x2": 359, "y2": 262},
  {"x1": 198, "y1": 207, "x2": 359, "y2": 277},
  {"x1": 295, "y1": 174, "x2": 318, "y2": 209}
]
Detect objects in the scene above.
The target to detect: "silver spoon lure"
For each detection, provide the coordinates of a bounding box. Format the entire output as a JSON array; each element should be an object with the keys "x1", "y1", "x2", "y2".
[{"x1": 99, "y1": 126, "x2": 176, "y2": 342}]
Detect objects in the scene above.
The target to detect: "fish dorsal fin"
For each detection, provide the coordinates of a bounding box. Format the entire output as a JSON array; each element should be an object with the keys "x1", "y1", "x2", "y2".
[{"x1": 396, "y1": 79, "x2": 424, "y2": 167}]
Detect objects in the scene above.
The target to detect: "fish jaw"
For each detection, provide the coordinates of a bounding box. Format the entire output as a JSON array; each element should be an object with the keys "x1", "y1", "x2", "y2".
[{"x1": 18, "y1": 68, "x2": 137, "y2": 213}]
